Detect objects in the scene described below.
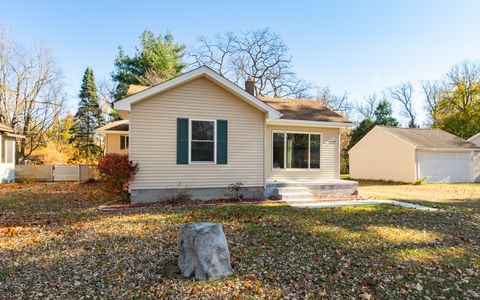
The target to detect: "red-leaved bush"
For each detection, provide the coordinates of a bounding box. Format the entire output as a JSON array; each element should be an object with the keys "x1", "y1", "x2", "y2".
[{"x1": 97, "y1": 153, "x2": 138, "y2": 197}]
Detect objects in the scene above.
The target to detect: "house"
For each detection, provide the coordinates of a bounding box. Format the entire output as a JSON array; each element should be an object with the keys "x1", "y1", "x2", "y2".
[
  {"x1": 0, "y1": 124, "x2": 25, "y2": 183},
  {"x1": 349, "y1": 126, "x2": 480, "y2": 183},
  {"x1": 469, "y1": 132, "x2": 480, "y2": 146},
  {"x1": 96, "y1": 120, "x2": 129, "y2": 154},
  {"x1": 100, "y1": 66, "x2": 357, "y2": 203}
]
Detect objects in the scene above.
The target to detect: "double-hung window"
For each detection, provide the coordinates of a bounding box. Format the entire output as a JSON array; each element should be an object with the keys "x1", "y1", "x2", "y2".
[
  {"x1": 273, "y1": 132, "x2": 321, "y2": 169},
  {"x1": 120, "y1": 135, "x2": 129, "y2": 150},
  {"x1": 190, "y1": 120, "x2": 215, "y2": 163}
]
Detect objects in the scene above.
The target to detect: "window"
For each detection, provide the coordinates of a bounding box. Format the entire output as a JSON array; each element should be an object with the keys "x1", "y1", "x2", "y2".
[
  {"x1": 190, "y1": 120, "x2": 215, "y2": 162},
  {"x1": 120, "y1": 135, "x2": 129, "y2": 150},
  {"x1": 5, "y1": 139, "x2": 14, "y2": 163},
  {"x1": 272, "y1": 132, "x2": 321, "y2": 169},
  {"x1": 286, "y1": 133, "x2": 309, "y2": 168},
  {"x1": 273, "y1": 133, "x2": 285, "y2": 168}
]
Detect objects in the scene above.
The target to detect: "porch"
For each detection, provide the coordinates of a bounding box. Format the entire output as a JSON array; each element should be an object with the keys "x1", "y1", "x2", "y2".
[{"x1": 265, "y1": 179, "x2": 358, "y2": 200}]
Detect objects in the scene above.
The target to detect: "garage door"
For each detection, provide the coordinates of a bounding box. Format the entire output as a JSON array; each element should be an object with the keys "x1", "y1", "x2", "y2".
[
  {"x1": 473, "y1": 151, "x2": 480, "y2": 183},
  {"x1": 418, "y1": 151, "x2": 472, "y2": 183}
]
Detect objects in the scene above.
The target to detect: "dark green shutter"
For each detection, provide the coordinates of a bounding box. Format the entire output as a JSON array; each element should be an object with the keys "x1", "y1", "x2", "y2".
[
  {"x1": 177, "y1": 118, "x2": 189, "y2": 164},
  {"x1": 217, "y1": 120, "x2": 228, "y2": 164}
]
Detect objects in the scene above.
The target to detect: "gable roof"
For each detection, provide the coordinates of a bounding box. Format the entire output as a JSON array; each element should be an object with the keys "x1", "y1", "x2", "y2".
[
  {"x1": 126, "y1": 85, "x2": 148, "y2": 96},
  {"x1": 468, "y1": 132, "x2": 480, "y2": 143},
  {"x1": 260, "y1": 97, "x2": 351, "y2": 123},
  {"x1": 114, "y1": 66, "x2": 282, "y2": 119},
  {"x1": 96, "y1": 120, "x2": 129, "y2": 134},
  {"x1": 0, "y1": 123, "x2": 13, "y2": 133},
  {"x1": 379, "y1": 126, "x2": 480, "y2": 149}
]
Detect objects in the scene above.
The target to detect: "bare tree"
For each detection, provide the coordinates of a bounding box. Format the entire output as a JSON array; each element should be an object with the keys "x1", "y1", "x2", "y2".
[
  {"x1": 96, "y1": 78, "x2": 116, "y2": 119},
  {"x1": 421, "y1": 80, "x2": 443, "y2": 127},
  {"x1": 356, "y1": 93, "x2": 381, "y2": 120},
  {"x1": 188, "y1": 28, "x2": 312, "y2": 98},
  {"x1": 314, "y1": 87, "x2": 352, "y2": 115},
  {"x1": 188, "y1": 33, "x2": 237, "y2": 78},
  {"x1": 389, "y1": 82, "x2": 417, "y2": 128},
  {"x1": 444, "y1": 60, "x2": 480, "y2": 111},
  {"x1": 0, "y1": 29, "x2": 65, "y2": 163}
]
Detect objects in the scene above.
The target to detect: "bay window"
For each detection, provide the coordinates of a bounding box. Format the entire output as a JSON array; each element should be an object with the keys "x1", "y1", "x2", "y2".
[{"x1": 272, "y1": 132, "x2": 321, "y2": 169}]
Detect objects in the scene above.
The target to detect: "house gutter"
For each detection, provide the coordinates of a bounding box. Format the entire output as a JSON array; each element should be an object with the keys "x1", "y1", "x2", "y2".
[{"x1": 266, "y1": 119, "x2": 354, "y2": 128}]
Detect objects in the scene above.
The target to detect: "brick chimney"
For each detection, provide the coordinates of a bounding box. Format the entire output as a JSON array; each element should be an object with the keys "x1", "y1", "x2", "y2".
[{"x1": 245, "y1": 77, "x2": 255, "y2": 96}]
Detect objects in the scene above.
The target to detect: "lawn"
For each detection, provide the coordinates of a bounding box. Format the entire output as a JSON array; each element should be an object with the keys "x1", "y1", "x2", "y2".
[{"x1": 0, "y1": 182, "x2": 479, "y2": 299}]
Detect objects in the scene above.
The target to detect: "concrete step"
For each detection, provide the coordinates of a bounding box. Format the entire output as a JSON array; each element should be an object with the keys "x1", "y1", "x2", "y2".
[
  {"x1": 278, "y1": 192, "x2": 313, "y2": 200},
  {"x1": 279, "y1": 198, "x2": 317, "y2": 203},
  {"x1": 276, "y1": 186, "x2": 311, "y2": 194}
]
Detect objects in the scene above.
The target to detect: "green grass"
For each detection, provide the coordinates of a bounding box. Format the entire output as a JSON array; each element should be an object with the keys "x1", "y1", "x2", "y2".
[{"x1": 0, "y1": 182, "x2": 479, "y2": 299}]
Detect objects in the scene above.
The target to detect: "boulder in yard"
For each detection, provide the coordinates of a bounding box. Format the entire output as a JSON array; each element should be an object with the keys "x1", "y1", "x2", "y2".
[{"x1": 178, "y1": 222, "x2": 233, "y2": 280}]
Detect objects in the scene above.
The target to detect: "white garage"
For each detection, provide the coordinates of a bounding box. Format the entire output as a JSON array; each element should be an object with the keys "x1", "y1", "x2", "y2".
[
  {"x1": 349, "y1": 126, "x2": 480, "y2": 183},
  {"x1": 418, "y1": 151, "x2": 472, "y2": 183}
]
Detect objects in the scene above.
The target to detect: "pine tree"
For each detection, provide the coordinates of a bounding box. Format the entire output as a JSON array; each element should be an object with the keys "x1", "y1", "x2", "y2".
[
  {"x1": 70, "y1": 68, "x2": 104, "y2": 163},
  {"x1": 112, "y1": 30, "x2": 185, "y2": 100}
]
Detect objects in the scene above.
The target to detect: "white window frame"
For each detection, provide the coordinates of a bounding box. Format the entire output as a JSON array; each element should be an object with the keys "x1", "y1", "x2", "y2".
[
  {"x1": 120, "y1": 135, "x2": 129, "y2": 150},
  {"x1": 272, "y1": 130, "x2": 323, "y2": 171},
  {"x1": 189, "y1": 119, "x2": 216, "y2": 164}
]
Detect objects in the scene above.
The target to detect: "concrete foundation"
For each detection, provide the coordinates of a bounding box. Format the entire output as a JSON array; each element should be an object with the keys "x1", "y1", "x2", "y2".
[{"x1": 131, "y1": 186, "x2": 265, "y2": 204}]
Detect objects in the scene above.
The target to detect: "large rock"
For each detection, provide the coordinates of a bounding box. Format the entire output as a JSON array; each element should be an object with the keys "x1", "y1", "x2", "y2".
[{"x1": 178, "y1": 222, "x2": 234, "y2": 280}]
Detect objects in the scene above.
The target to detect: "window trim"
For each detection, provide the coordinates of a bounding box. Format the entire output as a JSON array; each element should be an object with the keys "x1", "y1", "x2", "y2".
[
  {"x1": 189, "y1": 119, "x2": 217, "y2": 164},
  {"x1": 271, "y1": 130, "x2": 323, "y2": 171},
  {"x1": 120, "y1": 135, "x2": 129, "y2": 150}
]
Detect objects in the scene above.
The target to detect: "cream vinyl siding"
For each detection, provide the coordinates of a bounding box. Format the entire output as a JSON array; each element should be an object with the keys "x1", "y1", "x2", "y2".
[
  {"x1": 104, "y1": 133, "x2": 128, "y2": 155},
  {"x1": 265, "y1": 125, "x2": 340, "y2": 180},
  {"x1": 130, "y1": 77, "x2": 265, "y2": 190},
  {"x1": 349, "y1": 127, "x2": 417, "y2": 182}
]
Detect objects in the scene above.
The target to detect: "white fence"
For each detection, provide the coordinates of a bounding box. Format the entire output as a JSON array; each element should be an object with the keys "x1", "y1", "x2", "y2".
[{"x1": 15, "y1": 165, "x2": 97, "y2": 183}]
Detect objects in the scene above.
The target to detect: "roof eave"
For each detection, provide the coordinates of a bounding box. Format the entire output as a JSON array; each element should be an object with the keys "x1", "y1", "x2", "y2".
[
  {"x1": 416, "y1": 147, "x2": 480, "y2": 151},
  {"x1": 468, "y1": 132, "x2": 480, "y2": 142},
  {"x1": 267, "y1": 118, "x2": 354, "y2": 128}
]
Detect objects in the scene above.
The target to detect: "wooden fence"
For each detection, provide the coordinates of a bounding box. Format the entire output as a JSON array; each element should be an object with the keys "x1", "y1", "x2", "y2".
[{"x1": 15, "y1": 165, "x2": 97, "y2": 183}]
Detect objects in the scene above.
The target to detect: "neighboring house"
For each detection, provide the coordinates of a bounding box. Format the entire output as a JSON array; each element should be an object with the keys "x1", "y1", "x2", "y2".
[
  {"x1": 99, "y1": 66, "x2": 356, "y2": 203},
  {"x1": 96, "y1": 120, "x2": 129, "y2": 155},
  {"x1": 469, "y1": 132, "x2": 480, "y2": 146},
  {"x1": 0, "y1": 124, "x2": 25, "y2": 183},
  {"x1": 349, "y1": 126, "x2": 480, "y2": 183}
]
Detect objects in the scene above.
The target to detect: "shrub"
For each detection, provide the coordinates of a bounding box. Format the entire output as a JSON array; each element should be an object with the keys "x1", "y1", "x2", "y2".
[
  {"x1": 225, "y1": 182, "x2": 244, "y2": 201},
  {"x1": 97, "y1": 153, "x2": 138, "y2": 197}
]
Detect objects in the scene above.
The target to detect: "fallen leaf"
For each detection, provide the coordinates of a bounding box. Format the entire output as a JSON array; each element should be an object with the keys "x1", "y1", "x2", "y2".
[{"x1": 359, "y1": 291, "x2": 372, "y2": 300}]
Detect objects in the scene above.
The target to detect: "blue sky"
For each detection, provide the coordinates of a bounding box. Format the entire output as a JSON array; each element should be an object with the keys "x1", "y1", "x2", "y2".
[{"x1": 2, "y1": 1, "x2": 480, "y2": 125}]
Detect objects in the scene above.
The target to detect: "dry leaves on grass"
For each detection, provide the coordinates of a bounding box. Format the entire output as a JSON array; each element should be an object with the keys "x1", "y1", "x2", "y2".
[{"x1": 0, "y1": 183, "x2": 479, "y2": 299}]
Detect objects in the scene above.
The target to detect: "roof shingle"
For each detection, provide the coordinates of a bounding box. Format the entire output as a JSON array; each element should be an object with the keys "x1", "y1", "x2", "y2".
[
  {"x1": 379, "y1": 126, "x2": 479, "y2": 149},
  {"x1": 260, "y1": 97, "x2": 351, "y2": 123}
]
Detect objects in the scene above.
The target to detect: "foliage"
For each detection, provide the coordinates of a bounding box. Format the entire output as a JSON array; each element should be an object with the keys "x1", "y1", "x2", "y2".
[
  {"x1": 112, "y1": 30, "x2": 186, "y2": 100},
  {"x1": 434, "y1": 61, "x2": 480, "y2": 139},
  {"x1": 225, "y1": 182, "x2": 245, "y2": 201},
  {"x1": 414, "y1": 176, "x2": 429, "y2": 185},
  {"x1": 70, "y1": 68, "x2": 104, "y2": 164},
  {"x1": 0, "y1": 182, "x2": 479, "y2": 299},
  {"x1": 29, "y1": 115, "x2": 77, "y2": 165},
  {"x1": 97, "y1": 153, "x2": 138, "y2": 197},
  {"x1": 0, "y1": 29, "x2": 65, "y2": 163},
  {"x1": 373, "y1": 100, "x2": 399, "y2": 127},
  {"x1": 344, "y1": 100, "x2": 398, "y2": 172}
]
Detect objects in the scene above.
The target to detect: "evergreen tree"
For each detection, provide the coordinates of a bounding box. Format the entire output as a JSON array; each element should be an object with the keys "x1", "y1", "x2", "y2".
[
  {"x1": 70, "y1": 68, "x2": 104, "y2": 163},
  {"x1": 373, "y1": 100, "x2": 399, "y2": 126},
  {"x1": 346, "y1": 100, "x2": 398, "y2": 151},
  {"x1": 112, "y1": 30, "x2": 185, "y2": 100}
]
